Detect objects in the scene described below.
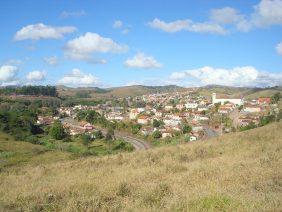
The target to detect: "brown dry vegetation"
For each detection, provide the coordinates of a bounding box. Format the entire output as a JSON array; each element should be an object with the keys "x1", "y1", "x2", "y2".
[{"x1": 0, "y1": 122, "x2": 281, "y2": 211}]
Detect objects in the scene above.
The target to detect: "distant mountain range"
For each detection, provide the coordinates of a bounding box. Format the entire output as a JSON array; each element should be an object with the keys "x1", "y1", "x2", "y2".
[{"x1": 56, "y1": 84, "x2": 282, "y2": 99}]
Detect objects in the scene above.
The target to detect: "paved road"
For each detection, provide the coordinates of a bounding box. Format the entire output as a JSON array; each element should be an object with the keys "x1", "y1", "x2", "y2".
[
  {"x1": 119, "y1": 135, "x2": 151, "y2": 151},
  {"x1": 61, "y1": 117, "x2": 151, "y2": 151},
  {"x1": 203, "y1": 126, "x2": 219, "y2": 139}
]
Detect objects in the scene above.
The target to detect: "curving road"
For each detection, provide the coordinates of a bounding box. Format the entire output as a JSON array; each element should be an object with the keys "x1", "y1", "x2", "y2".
[
  {"x1": 61, "y1": 117, "x2": 151, "y2": 151},
  {"x1": 121, "y1": 135, "x2": 151, "y2": 151},
  {"x1": 203, "y1": 126, "x2": 219, "y2": 139}
]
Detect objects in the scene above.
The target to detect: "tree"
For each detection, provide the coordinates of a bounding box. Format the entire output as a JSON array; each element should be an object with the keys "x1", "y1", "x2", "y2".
[
  {"x1": 131, "y1": 123, "x2": 141, "y2": 134},
  {"x1": 93, "y1": 130, "x2": 103, "y2": 139},
  {"x1": 271, "y1": 92, "x2": 281, "y2": 104},
  {"x1": 82, "y1": 134, "x2": 91, "y2": 149},
  {"x1": 106, "y1": 127, "x2": 115, "y2": 141},
  {"x1": 49, "y1": 120, "x2": 66, "y2": 140},
  {"x1": 152, "y1": 130, "x2": 162, "y2": 139},
  {"x1": 182, "y1": 124, "x2": 192, "y2": 134},
  {"x1": 153, "y1": 119, "x2": 160, "y2": 128}
]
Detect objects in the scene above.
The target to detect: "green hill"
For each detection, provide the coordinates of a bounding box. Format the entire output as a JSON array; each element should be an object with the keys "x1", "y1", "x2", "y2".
[
  {"x1": 57, "y1": 85, "x2": 187, "y2": 99},
  {"x1": 196, "y1": 85, "x2": 282, "y2": 99},
  {"x1": 1, "y1": 122, "x2": 281, "y2": 211}
]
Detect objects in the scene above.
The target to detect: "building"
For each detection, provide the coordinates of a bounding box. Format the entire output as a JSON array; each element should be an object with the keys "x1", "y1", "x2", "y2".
[
  {"x1": 244, "y1": 105, "x2": 262, "y2": 113},
  {"x1": 212, "y1": 93, "x2": 244, "y2": 106},
  {"x1": 129, "y1": 109, "x2": 139, "y2": 120},
  {"x1": 137, "y1": 116, "x2": 149, "y2": 125},
  {"x1": 185, "y1": 102, "x2": 198, "y2": 109},
  {"x1": 258, "y1": 97, "x2": 271, "y2": 104}
]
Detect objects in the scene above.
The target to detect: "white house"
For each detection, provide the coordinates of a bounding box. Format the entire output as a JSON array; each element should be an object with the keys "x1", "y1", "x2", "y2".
[
  {"x1": 244, "y1": 106, "x2": 262, "y2": 113},
  {"x1": 190, "y1": 136, "x2": 197, "y2": 141},
  {"x1": 212, "y1": 93, "x2": 244, "y2": 106},
  {"x1": 185, "y1": 102, "x2": 198, "y2": 109}
]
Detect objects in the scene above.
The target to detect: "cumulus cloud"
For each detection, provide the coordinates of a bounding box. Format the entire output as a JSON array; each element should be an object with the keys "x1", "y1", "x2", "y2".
[
  {"x1": 169, "y1": 66, "x2": 282, "y2": 87},
  {"x1": 58, "y1": 69, "x2": 99, "y2": 87},
  {"x1": 113, "y1": 20, "x2": 123, "y2": 28},
  {"x1": 210, "y1": 0, "x2": 282, "y2": 32},
  {"x1": 148, "y1": 18, "x2": 228, "y2": 35},
  {"x1": 113, "y1": 20, "x2": 130, "y2": 34},
  {"x1": 210, "y1": 7, "x2": 243, "y2": 24},
  {"x1": 14, "y1": 23, "x2": 76, "y2": 41},
  {"x1": 252, "y1": 0, "x2": 282, "y2": 27},
  {"x1": 0, "y1": 65, "x2": 18, "y2": 81},
  {"x1": 124, "y1": 53, "x2": 162, "y2": 69},
  {"x1": 44, "y1": 56, "x2": 59, "y2": 66},
  {"x1": 0, "y1": 65, "x2": 19, "y2": 86},
  {"x1": 26, "y1": 71, "x2": 46, "y2": 82},
  {"x1": 64, "y1": 32, "x2": 128, "y2": 62},
  {"x1": 149, "y1": 1, "x2": 282, "y2": 35},
  {"x1": 60, "y1": 10, "x2": 86, "y2": 18},
  {"x1": 277, "y1": 42, "x2": 282, "y2": 55}
]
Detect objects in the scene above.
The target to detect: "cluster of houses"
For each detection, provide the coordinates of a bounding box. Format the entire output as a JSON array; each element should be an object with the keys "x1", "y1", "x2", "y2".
[{"x1": 36, "y1": 91, "x2": 278, "y2": 140}]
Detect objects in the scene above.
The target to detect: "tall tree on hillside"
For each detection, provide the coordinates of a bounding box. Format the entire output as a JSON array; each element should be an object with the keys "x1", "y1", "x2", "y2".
[{"x1": 49, "y1": 120, "x2": 66, "y2": 140}]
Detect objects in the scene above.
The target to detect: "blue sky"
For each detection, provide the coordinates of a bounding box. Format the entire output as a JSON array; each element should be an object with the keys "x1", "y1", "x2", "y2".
[{"x1": 0, "y1": 0, "x2": 281, "y2": 87}]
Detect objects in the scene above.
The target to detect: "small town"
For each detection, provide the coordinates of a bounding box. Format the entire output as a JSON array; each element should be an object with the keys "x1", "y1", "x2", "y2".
[{"x1": 37, "y1": 91, "x2": 280, "y2": 144}]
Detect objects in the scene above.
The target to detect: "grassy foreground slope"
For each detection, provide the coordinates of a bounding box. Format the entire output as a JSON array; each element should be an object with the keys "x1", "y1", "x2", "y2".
[{"x1": 1, "y1": 122, "x2": 281, "y2": 211}]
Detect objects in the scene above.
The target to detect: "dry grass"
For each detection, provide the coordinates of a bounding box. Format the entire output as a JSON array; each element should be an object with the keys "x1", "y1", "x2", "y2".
[{"x1": 0, "y1": 122, "x2": 281, "y2": 211}]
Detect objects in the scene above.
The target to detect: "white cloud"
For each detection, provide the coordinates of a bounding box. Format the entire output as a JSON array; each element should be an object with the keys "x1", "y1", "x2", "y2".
[
  {"x1": 60, "y1": 10, "x2": 86, "y2": 18},
  {"x1": 113, "y1": 20, "x2": 123, "y2": 29},
  {"x1": 124, "y1": 53, "x2": 163, "y2": 69},
  {"x1": 169, "y1": 66, "x2": 282, "y2": 87},
  {"x1": 0, "y1": 65, "x2": 18, "y2": 82},
  {"x1": 252, "y1": 0, "x2": 282, "y2": 27},
  {"x1": 14, "y1": 23, "x2": 76, "y2": 41},
  {"x1": 5, "y1": 59, "x2": 23, "y2": 66},
  {"x1": 26, "y1": 71, "x2": 46, "y2": 81},
  {"x1": 121, "y1": 28, "x2": 129, "y2": 34},
  {"x1": 64, "y1": 32, "x2": 128, "y2": 62},
  {"x1": 148, "y1": 18, "x2": 228, "y2": 35},
  {"x1": 58, "y1": 69, "x2": 99, "y2": 87},
  {"x1": 44, "y1": 56, "x2": 59, "y2": 66},
  {"x1": 210, "y1": 7, "x2": 244, "y2": 24},
  {"x1": 276, "y1": 42, "x2": 282, "y2": 55}
]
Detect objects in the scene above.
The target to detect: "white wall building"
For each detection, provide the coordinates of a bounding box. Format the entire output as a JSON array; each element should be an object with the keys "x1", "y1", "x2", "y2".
[{"x1": 212, "y1": 93, "x2": 244, "y2": 106}]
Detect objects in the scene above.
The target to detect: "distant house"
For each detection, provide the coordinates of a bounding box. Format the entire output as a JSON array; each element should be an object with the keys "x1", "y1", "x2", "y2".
[
  {"x1": 165, "y1": 105, "x2": 174, "y2": 111},
  {"x1": 185, "y1": 102, "x2": 198, "y2": 109},
  {"x1": 155, "y1": 111, "x2": 163, "y2": 118},
  {"x1": 258, "y1": 97, "x2": 271, "y2": 105},
  {"x1": 129, "y1": 109, "x2": 139, "y2": 120},
  {"x1": 162, "y1": 131, "x2": 172, "y2": 138},
  {"x1": 189, "y1": 135, "x2": 197, "y2": 141},
  {"x1": 244, "y1": 105, "x2": 262, "y2": 113},
  {"x1": 37, "y1": 116, "x2": 54, "y2": 125},
  {"x1": 238, "y1": 115, "x2": 259, "y2": 126},
  {"x1": 218, "y1": 104, "x2": 234, "y2": 114},
  {"x1": 192, "y1": 125, "x2": 203, "y2": 132},
  {"x1": 137, "y1": 115, "x2": 149, "y2": 125},
  {"x1": 212, "y1": 93, "x2": 244, "y2": 106},
  {"x1": 176, "y1": 104, "x2": 185, "y2": 110}
]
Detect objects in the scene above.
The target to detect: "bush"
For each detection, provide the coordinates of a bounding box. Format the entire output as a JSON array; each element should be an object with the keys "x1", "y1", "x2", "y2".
[
  {"x1": 26, "y1": 135, "x2": 39, "y2": 144},
  {"x1": 49, "y1": 121, "x2": 66, "y2": 140},
  {"x1": 152, "y1": 130, "x2": 162, "y2": 139}
]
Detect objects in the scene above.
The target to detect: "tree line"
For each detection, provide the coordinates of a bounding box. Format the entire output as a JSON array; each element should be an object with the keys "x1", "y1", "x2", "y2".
[{"x1": 0, "y1": 85, "x2": 58, "y2": 97}]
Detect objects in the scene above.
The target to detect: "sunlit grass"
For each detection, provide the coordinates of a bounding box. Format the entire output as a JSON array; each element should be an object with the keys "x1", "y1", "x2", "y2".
[{"x1": 0, "y1": 122, "x2": 281, "y2": 211}]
